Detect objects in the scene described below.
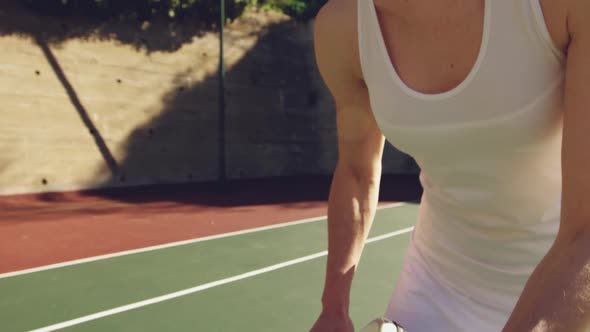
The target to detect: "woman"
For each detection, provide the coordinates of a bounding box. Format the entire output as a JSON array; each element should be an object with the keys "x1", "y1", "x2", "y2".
[{"x1": 310, "y1": 0, "x2": 590, "y2": 330}]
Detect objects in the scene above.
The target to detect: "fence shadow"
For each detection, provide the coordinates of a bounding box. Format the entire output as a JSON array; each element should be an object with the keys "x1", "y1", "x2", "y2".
[{"x1": 32, "y1": 174, "x2": 423, "y2": 207}]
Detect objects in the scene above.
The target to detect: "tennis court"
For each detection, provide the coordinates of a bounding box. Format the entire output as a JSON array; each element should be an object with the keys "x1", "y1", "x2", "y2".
[{"x1": 0, "y1": 199, "x2": 418, "y2": 332}]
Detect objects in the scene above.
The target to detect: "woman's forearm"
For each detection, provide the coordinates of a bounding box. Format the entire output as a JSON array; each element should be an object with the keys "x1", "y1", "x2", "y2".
[
  {"x1": 321, "y1": 162, "x2": 382, "y2": 313},
  {"x1": 503, "y1": 232, "x2": 590, "y2": 332}
]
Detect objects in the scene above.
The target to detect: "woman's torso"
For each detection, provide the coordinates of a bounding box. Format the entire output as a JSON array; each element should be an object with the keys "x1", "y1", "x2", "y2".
[{"x1": 357, "y1": 0, "x2": 568, "y2": 310}]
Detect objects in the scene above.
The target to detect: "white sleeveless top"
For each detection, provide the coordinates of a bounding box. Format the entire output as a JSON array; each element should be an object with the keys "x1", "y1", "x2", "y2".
[{"x1": 358, "y1": 0, "x2": 566, "y2": 310}]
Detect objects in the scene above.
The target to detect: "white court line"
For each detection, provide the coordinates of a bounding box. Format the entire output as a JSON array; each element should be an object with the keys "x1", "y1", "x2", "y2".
[
  {"x1": 0, "y1": 203, "x2": 406, "y2": 280},
  {"x1": 29, "y1": 226, "x2": 415, "y2": 332}
]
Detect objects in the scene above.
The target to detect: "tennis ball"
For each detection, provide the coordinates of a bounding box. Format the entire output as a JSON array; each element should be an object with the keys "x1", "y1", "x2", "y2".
[{"x1": 360, "y1": 317, "x2": 406, "y2": 332}]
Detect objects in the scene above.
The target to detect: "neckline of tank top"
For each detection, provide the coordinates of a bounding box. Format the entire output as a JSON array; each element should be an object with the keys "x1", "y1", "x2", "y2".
[{"x1": 365, "y1": 0, "x2": 491, "y2": 101}]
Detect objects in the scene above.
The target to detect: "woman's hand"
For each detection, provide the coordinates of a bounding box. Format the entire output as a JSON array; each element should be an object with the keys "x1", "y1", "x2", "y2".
[{"x1": 309, "y1": 311, "x2": 354, "y2": 332}]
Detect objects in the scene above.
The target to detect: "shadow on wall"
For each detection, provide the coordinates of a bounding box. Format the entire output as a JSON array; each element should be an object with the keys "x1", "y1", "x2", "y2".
[
  {"x1": 91, "y1": 17, "x2": 340, "y2": 188},
  {"x1": 92, "y1": 15, "x2": 419, "y2": 191},
  {"x1": 0, "y1": 2, "x2": 421, "y2": 205},
  {"x1": 0, "y1": 1, "x2": 228, "y2": 184}
]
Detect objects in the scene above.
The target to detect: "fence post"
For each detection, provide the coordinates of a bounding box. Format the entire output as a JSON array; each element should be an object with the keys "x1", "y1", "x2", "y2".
[{"x1": 218, "y1": 0, "x2": 226, "y2": 185}]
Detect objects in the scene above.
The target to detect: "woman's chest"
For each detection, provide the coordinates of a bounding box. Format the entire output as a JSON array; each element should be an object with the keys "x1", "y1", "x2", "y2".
[{"x1": 373, "y1": 0, "x2": 568, "y2": 96}]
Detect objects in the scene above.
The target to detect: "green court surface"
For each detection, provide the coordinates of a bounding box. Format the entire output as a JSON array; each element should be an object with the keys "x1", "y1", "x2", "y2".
[{"x1": 0, "y1": 204, "x2": 418, "y2": 332}]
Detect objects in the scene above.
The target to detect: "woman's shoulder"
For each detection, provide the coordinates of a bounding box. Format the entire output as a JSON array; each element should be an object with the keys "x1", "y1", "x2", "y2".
[{"x1": 314, "y1": 0, "x2": 363, "y2": 81}]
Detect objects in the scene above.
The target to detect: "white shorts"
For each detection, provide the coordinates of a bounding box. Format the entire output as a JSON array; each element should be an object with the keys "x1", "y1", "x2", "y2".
[{"x1": 385, "y1": 241, "x2": 512, "y2": 332}]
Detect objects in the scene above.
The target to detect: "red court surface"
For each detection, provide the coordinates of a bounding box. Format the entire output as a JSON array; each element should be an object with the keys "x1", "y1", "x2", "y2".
[{"x1": 0, "y1": 175, "x2": 422, "y2": 274}]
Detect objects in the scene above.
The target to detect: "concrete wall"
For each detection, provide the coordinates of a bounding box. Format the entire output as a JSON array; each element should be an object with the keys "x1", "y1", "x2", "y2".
[{"x1": 0, "y1": 7, "x2": 418, "y2": 195}]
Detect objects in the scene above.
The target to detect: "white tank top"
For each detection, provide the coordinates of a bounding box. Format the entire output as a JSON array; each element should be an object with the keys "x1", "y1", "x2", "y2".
[{"x1": 358, "y1": 0, "x2": 566, "y2": 310}]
